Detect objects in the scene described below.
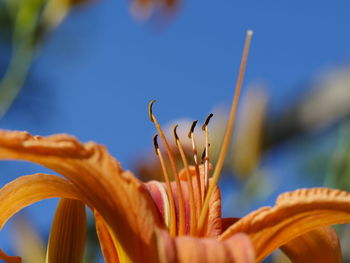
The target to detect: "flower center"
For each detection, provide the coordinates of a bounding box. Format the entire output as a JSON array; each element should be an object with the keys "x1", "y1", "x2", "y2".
[{"x1": 148, "y1": 30, "x2": 253, "y2": 237}]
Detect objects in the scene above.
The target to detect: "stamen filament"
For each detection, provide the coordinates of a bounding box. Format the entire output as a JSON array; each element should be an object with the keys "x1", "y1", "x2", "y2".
[
  {"x1": 173, "y1": 125, "x2": 197, "y2": 236},
  {"x1": 202, "y1": 113, "x2": 213, "y2": 197},
  {"x1": 197, "y1": 30, "x2": 253, "y2": 234},
  {"x1": 188, "y1": 120, "x2": 202, "y2": 209},
  {"x1": 149, "y1": 100, "x2": 186, "y2": 235},
  {"x1": 153, "y1": 134, "x2": 177, "y2": 237},
  {"x1": 200, "y1": 147, "x2": 209, "y2": 204}
]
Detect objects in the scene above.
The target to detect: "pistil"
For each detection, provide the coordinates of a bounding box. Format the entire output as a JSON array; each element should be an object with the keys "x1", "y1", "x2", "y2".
[{"x1": 197, "y1": 30, "x2": 253, "y2": 234}]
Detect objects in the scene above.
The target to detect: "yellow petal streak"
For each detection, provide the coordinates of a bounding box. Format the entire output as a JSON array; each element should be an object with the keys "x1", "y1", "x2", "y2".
[
  {"x1": 281, "y1": 226, "x2": 342, "y2": 263},
  {"x1": 95, "y1": 211, "x2": 120, "y2": 263},
  {"x1": 46, "y1": 199, "x2": 86, "y2": 263},
  {"x1": 0, "y1": 131, "x2": 162, "y2": 263},
  {"x1": 219, "y1": 188, "x2": 350, "y2": 262},
  {"x1": 198, "y1": 30, "x2": 253, "y2": 233}
]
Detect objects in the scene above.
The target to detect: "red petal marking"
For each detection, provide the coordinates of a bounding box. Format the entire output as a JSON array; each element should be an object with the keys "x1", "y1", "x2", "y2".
[
  {"x1": 145, "y1": 177, "x2": 222, "y2": 237},
  {"x1": 144, "y1": 181, "x2": 168, "y2": 225}
]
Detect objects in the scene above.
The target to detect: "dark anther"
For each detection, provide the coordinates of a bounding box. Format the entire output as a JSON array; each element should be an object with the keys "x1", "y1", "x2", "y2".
[
  {"x1": 173, "y1": 125, "x2": 179, "y2": 141},
  {"x1": 188, "y1": 120, "x2": 198, "y2": 138},
  {"x1": 153, "y1": 134, "x2": 159, "y2": 155},
  {"x1": 148, "y1": 100, "x2": 156, "y2": 122},
  {"x1": 202, "y1": 113, "x2": 214, "y2": 131}
]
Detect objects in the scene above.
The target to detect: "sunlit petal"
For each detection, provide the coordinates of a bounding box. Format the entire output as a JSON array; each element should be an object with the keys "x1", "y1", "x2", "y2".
[
  {"x1": 46, "y1": 199, "x2": 86, "y2": 263},
  {"x1": 219, "y1": 188, "x2": 350, "y2": 261},
  {"x1": 0, "y1": 173, "x2": 83, "y2": 231},
  {"x1": 0, "y1": 130, "x2": 163, "y2": 262},
  {"x1": 95, "y1": 211, "x2": 119, "y2": 263},
  {"x1": 280, "y1": 226, "x2": 342, "y2": 263},
  {"x1": 0, "y1": 173, "x2": 83, "y2": 263}
]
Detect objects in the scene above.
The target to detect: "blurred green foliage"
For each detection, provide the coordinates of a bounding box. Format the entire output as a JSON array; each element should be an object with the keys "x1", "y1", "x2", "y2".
[
  {"x1": 0, "y1": 0, "x2": 88, "y2": 117},
  {"x1": 326, "y1": 122, "x2": 350, "y2": 191}
]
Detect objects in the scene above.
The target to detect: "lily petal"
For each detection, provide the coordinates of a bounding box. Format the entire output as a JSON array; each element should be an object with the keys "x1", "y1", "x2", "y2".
[
  {"x1": 157, "y1": 229, "x2": 255, "y2": 263},
  {"x1": 0, "y1": 173, "x2": 83, "y2": 262},
  {"x1": 0, "y1": 173, "x2": 82, "y2": 231},
  {"x1": 146, "y1": 178, "x2": 222, "y2": 237},
  {"x1": 219, "y1": 188, "x2": 350, "y2": 262},
  {"x1": 46, "y1": 199, "x2": 86, "y2": 263},
  {"x1": 0, "y1": 250, "x2": 21, "y2": 263},
  {"x1": 95, "y1": 211, "x2": 119, "y2": 263},
  {"x1": 280, "y1": 226, "x2": 342, "y2": 263},
  {"x1": 206, "y1": 183, "x2": 222, "y2": 238},
  {"x1": 0, "y1": 130, "x2": 163, "y2": 262}
]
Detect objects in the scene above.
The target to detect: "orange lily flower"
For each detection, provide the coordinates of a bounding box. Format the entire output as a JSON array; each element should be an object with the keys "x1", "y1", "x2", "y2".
[{"x1": 0, "y1": 31, "x2": 347, "y2": 263}]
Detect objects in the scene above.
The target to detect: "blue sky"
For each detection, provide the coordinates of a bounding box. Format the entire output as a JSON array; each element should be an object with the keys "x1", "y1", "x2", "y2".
[
  {"x1": 3, "y1": 0, "x2": 350, "y2": 163},
  {"x1": 1, "y1": 0, "x2": 350, "y2": 258}
]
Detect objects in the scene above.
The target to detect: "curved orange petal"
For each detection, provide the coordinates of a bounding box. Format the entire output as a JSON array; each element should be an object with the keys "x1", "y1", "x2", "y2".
[
  {"x1": 0, "y1": 173, "x2": 83, "y2": 262},
  {"x1": 0, "y1": 130, "x2": 163, "y2": 262},
  {"x1": 157, "y1": 229, "x2": 255, "y2": 263},
  {"x1": 0, "y1": 173, "x2": 82, "y2": 230},
  {"x1": 0, "y1": 250, "x2": 21, "y2": 263},
  {"x1": 95, "y1": 211, "x2": 119, "y2": 263},
  {"x1": 280, "y1": 226, "x2": 342, "y2": 263},
  {"x1": 219, "y1": 188, "x2": 350, "y2": 262},
  {"x1": 46, "y1": 199, "x2": 86, "y2": 263}
]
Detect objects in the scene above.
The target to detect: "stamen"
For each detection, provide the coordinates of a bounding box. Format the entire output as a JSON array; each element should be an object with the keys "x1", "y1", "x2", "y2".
[
  {"x1": 188, "y1": 120, "x2": 203, "y2": 208},
  {"x1": 201, "y1": 113, "x2": 214, "y2": 131},
  {"x1": 148, "y1": 100, "x2": 186, "y2": 236},
  {"x1": 153, "y1": 134, "x2": 160, "y2": 155},
  {"x1": 188, "y1": 120, "x2": 198, "y2": 139},
  {"x1": 202, "y1": 113, "x2": 213, "y2": 196},
  {"x1": 197, "y1": 30, "x2": 253, "y2": 234},
  {"x1": 153, "y1": 135, "x2": 177, "y2": 237},
  {"x1": 173, "y1": 125, "x2": 197, "y2": 235},
  {"x1": 201, "y1": 147, "x2": 206, "y2": 163}
]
